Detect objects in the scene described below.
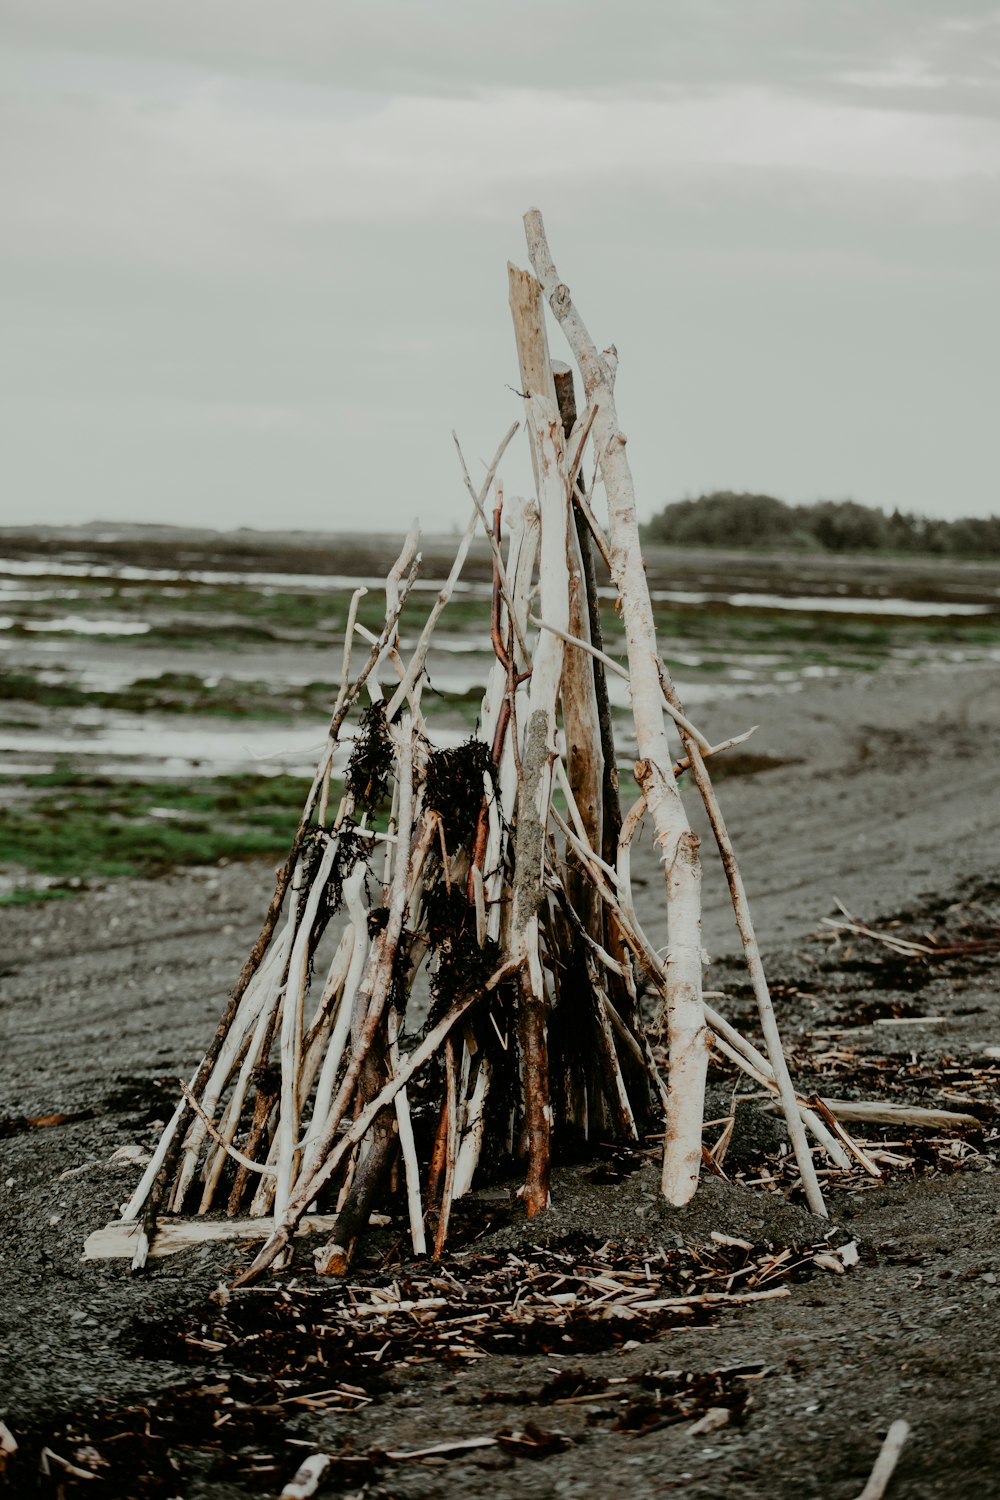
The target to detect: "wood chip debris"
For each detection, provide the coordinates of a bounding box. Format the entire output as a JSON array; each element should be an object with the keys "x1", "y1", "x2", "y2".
[
  {"x1": 9, "y1": 1243, "x2": 793, "y2": 1493},
  {"x1": 188, "y1": 1234, "x2": 858, "y2": 1379}
]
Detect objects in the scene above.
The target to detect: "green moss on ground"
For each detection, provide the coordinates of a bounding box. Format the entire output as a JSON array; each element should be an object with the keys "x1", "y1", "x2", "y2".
[
  {"x1": 0, "y1": 670, "x2": 347, "y2": 722},
  {"x1": 0, "y1": 771, "x2": 314, "y2": 883}
]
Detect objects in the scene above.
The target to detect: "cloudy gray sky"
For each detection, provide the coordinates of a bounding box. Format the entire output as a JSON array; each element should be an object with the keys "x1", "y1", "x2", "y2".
[{"x1": 2, "y1": 1, "x2": 998, "y2": 534}]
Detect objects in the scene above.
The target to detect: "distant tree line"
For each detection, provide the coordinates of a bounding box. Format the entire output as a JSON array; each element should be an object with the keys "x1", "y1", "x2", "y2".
[{"x1": 642, "y1": 492, "x2": 1000, "y2": 557}]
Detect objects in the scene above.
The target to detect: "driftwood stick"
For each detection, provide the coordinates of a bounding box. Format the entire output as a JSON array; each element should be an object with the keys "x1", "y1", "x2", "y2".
[
  {"x1": 453, "y1": 1056, "x2": 490, "y2": 1199},
  {"x1": 315, "y1": 779, "x2": 420, "y2": 1278},
  {"x1": 385, "y1": 521, "x2": 421, "y2": 628},
  {"x1": 546, "y1": 870, "x2": 628, "y2": 980},
  {"x1": 227, "y1": 1074, "x2": 279, "y2": 1216},
  {"x1": 713, "y1": 1030, "x2": 855, "y2": 1171},
  {"x1": 426, "y1": 1087, "x2": 451, "y2": 1211},
  {"x1": 199, "y1": 933, "x2": 293, "y2": 1210},
  {"x1": 452, "y1": 434, "x2": 533, "y2": 669},
  {"x1": 322, "y1": 585, "x2": 367, "y2": 821},
  {"x1": 709, "y1": 1034, "x2": 861, "y2": 1173},
  {"x1": 433, "y1": 1038, "x2": 459, "y2": 1257},
  {"x1": 530, "y1": 614, "x2": 628, "y2": 679},
  {"x1": 590, "y1": 971, "x2": 639, "y2": 1140},
  {"x1": 504, "y1": 292, "x2": 602, "y2": 924},
  {"x1": 333, "y1": 587, "x2": 368, "y2": 720},
  {"x1": 280, "y1": 723, "x2": 416, "y2": 1221},
  {"x1": 809, "y1": 1100, "x2": 980, "y2": 1129},
  {"x1": 388, "y1": 1007, "x2": 426, "y2": 1256},
  {"x1": 275, "y1": 837, "x2": 339, "y2": 1223},
  {"x1": 247, "y1": 1117, "x2": 282, "y2": 1218},
  {"x1": 601, "y1": 991, "x2": 648, "y2": 1072},
  {"x1": 672, "y1": 727, "x2": 758, "y2": 779},
  {"x1": 531, "y1": 622, "x2": 737, "y2": 760},
  {"x1": 480, "y1": 498, "x2": 539, "y2": 949},
  {"x1": 572, "y1": 486, "x2": 614, "y2": 572},
  {"x1": 806, "y1": 1095, "x2": 883, "y2": 1176},
  {"x1": 387, "y1": 424, "x2": 518, "y2": 719},
  {"x1": 854, "y1": 1421, "x2": 911, "y2": 1500},
  {"x1": 506, "y1": 389, "x2": 572, "y2": 1217},
  {"x1": 554, "y1": 361, "x2": 622, "y2": 880},
  {"x1": 524, "y1": 210, "x2": 709, "y2": 1208},
  {"x1": 660, "y1": 670, "x2": 827, "y2": 1217},
  {"x1": 120, "y1": 1089, "x2": 191, "y2": 1265},
  {"x1": 549, "y1": 760, "x2": 644, "y2": 1111},
  {"x1": 315, "y1": 1122, "x2": 399, "y2": 1276},
  {"x1": 84, "y1": 1213, "x2": 351, "y2": 1263},
  {"x1": 509, "y1": 262, "x2": 559, "y2": 485},
  {"x1": 565, "y1": 402, "x2": 599, "y2": 492},
  {"x1": 177, "y1": 1080, "x2": 277, "y2": 1176},
  {"x1": 564, "y1": 423, "x2": 638, "y2": 1078},
  {"x1": 298, "y1": 924, "x2": 356, "y2": 1093},
  {"x1": 171, "y1": 903, "x2": 299, "y2": 1215},
  {"x1": 281, "y1": 1453, "x2": 332, "y2": 1500},
  {"x1": 300, "y1": 865, "x2": 368, "y2": 1182}
]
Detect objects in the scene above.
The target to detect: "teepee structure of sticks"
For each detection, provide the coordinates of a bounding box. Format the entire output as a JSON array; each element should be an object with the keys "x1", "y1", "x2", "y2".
[{"x1": 97, "y1": 211, "x2": 873, "y2": 1282}]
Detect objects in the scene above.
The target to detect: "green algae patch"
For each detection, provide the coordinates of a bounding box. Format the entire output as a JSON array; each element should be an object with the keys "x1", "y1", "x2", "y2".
[{"x1": 0, "y1": 771, "x2": 316, "y2": 884}]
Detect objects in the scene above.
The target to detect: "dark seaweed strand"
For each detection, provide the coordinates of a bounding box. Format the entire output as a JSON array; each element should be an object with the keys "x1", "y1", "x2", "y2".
[
  {"x1": 345, "y1": 702, "x2": 393, "y2": 815},
  {"x1": 301, "y1": 822, "x2": 373, "y2": 985},
  {"x1": 423, "y1": 738, "x2": 498, "y2": 849}
]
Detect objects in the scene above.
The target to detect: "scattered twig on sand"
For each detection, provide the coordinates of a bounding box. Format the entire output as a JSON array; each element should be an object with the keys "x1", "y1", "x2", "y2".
[
  {"x1": 853, "y1": 1420, "x2": 911, "y2": 1500},
  {"x1": 821, "y1": 900, "x2": 1000, "y2": 959}
]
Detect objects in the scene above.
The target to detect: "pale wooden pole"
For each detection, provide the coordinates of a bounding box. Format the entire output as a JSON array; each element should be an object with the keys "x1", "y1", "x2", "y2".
[
  {"x1": 523, "y1": 209, "x2": 709, "y2": 1205},
  {"x1": 664, "y1": 685, "x2": 828, "y2": 1216},
  {"x1": 504, "y1": 376, "x2": 572, "y2": 1213},
  {"x1": 552, "y1": 358, "x2": 649, "y2": 1119},
  {"x1": 509, "y1": 267, "x2": 604, "y2": 877}
]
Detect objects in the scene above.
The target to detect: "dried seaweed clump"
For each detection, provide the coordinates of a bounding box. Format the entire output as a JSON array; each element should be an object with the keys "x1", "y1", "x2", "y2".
[
  {"x1": 345, "y1": 702, "x2": 393, "y2": 813},
  {"x1": 423, "y1": 879, "x2": 500, "y2": 1020},
  {"x1": 298, "y1": 824, "x2": 371, "y2": 972},
  {"x1": 424, "y1": 738, "x2": 497, "y2": 848}
]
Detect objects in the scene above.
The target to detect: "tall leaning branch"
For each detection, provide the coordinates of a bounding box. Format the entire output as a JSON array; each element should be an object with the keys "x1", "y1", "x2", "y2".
[
  {"x1": 523, "y1": 208, "x2": 709, "y2": 1206},
  {"x1": 507, "y1": 392, "x2": 571, "y2": 1216}
]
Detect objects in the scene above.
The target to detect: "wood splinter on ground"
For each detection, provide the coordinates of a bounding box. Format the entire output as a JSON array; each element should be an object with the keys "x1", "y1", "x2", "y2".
[
  {"x1": 853, "y1": 1420, "x2": 911, "y2": 1500},
  {"x1": 87, "y1": 207, "x2": 894, "y2": 1282}
]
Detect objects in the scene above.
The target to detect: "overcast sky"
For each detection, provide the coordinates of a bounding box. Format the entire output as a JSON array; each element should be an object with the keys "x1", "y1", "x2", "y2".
[{"x1": 1, "y1": 2, "x2": 998, "y2": 535}]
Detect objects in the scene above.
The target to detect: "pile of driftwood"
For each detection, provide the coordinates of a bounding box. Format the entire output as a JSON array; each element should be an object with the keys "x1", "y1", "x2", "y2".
[{"x1": 99, "y1": 211, "x2": 874, "y2": 1282}]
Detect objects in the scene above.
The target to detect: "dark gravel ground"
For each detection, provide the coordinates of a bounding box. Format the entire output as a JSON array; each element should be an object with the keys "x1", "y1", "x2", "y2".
[
  {"x1": 2, "y1": 656, "x2": 999, "y2": 1499},
  {"x1": 1, "y1": 858, "x2": 998, "y2": 1500}
]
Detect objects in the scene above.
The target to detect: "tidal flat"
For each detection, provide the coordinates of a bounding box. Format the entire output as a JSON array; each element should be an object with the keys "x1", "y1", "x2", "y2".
[{"x1": 2, "y1": 523, "x2": 998, "y2": 902}]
